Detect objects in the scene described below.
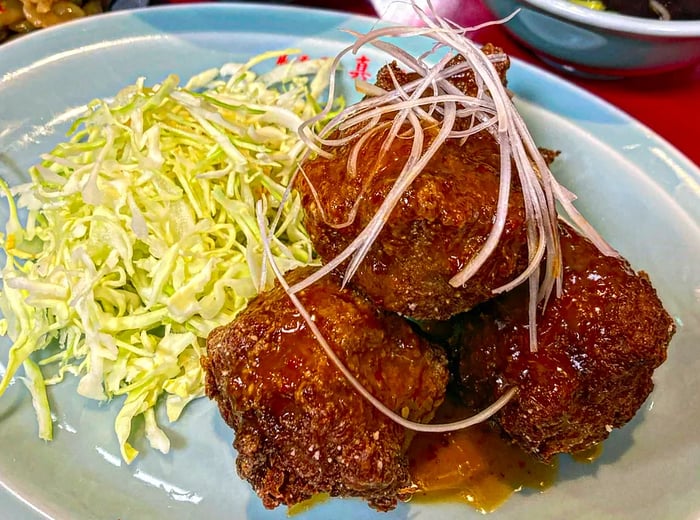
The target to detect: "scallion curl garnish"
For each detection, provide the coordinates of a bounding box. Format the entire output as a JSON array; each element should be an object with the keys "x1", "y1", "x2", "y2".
[
  {"x1": 256, "y1": 198, "x2": 518, "y2": 433},
  {"x1": 299, "y1": 2, "x2": 615, "y2": 350},
  {"x1": 263, "y1": 1, "x2": 618, "y2": 433}
]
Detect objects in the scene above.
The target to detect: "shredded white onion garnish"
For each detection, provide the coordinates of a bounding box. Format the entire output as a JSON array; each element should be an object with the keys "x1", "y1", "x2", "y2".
[
  {"x1": 258, "y1": 1, "x2": 617, "y2": 433},
  {"x1": 649, "y1": 0, "x2": 671, "y2": 20},
  {"x1": 256, "y1": 199, "x2": 518, "y2": 433}
]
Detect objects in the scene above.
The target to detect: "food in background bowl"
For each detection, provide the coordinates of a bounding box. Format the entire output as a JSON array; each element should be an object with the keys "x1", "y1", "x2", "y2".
[
  {"x1": 0, "y1": 0, "x2": 104, "y2": 43},
  {"x1": 573, "y1": 0, "x2": 700, "y2": 20},
  {"x1": 572, "y1": 0, "x2": 700, "y2": 20}
]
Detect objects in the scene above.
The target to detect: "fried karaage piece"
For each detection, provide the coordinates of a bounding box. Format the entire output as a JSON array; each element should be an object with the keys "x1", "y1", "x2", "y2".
[
  {"x1": 373, "y1": 43, "x2": 510, "y2": 101},
  {"x1": 295, "y1": 46, "x2": 537, "y2": 320},
  {"x1": 202, "y1": 267, "x2": 449, "y2": 511},
  {"x1": 453, "y1": 224, "x2": 676, "y2": 461},
  {"x1": 297, "y1": 129, "x2": 529, "y2": 321}
]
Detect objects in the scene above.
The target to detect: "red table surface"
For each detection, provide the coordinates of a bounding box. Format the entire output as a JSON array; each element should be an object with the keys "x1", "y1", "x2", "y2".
[{"x1": 286, "y1": 0, "x2": 699, "y2": 168}]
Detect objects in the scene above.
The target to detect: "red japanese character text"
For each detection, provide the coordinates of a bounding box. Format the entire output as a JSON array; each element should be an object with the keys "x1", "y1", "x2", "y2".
[{"x1": 349, "y1": 55, "x2": 371, "y2": 81}]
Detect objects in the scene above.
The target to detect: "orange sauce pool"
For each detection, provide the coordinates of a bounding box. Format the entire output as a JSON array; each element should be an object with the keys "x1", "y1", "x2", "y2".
[
  {"x1": 288, "y1": 397, "x2": 604, "y2": 515},
  {"x1": 406, "y1": 397, "x2": 558, "y2": 513},
  {"x1": 288, "y1": 494, "x2": 330, "y2": 516},
  {"x1": 571, "y1": 443, "x2": 603, "y2": 463}
]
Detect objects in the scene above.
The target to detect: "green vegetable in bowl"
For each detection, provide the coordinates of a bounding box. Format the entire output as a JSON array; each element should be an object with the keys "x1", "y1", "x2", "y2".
[
  {"x1": 0, "y1": 50, "x2": 336, "y2": 462},
  {"x1": 570, "y1": 0, "x2": 606, "y2": 9}
]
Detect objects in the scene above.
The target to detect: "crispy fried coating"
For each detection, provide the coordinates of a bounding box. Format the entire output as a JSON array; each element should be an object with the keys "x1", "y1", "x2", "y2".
[
  {"x1": 297, "y1": 129, "x2": 529, "y2": 321},
  {"x1": 202, "y1": 267, "x2": 449, "y2": 511},
  {"x1": 454, "y1": 224, "x2": 676, "y2": 461},
  {"x1": 374, "y1": 43, "x2": 510, "y2": 101},
  {"x1": 296, "y1": 46, "x2": 535, "y2": 320}
]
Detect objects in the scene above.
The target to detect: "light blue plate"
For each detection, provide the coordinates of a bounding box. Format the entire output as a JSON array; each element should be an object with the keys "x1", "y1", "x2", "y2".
[{"x1": 1, "y1": 4, "x2": 699, "y2": 520}]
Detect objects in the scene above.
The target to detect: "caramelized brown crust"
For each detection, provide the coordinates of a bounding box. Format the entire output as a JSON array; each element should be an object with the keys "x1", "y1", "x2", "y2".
[
  {"x1": 454, "y1": 224, "x2": 676, "y2": 461},
  {"x1": 295, "y1": 45, "x2": 550, "y2": 321},
  {"x1": 202, "y1": 267, "x2": 449, "y2": 511},
  {"x1": 374, "y1": 43, "x2": 511, "y2": 98},
  {"x1": 297, "y1": 127, "x2": 529, "y2": 321}
]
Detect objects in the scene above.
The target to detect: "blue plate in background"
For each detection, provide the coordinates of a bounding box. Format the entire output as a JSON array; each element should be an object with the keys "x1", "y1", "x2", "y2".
[{"x1": 1, "y1": 4, "x2": 699, "y2": 520}]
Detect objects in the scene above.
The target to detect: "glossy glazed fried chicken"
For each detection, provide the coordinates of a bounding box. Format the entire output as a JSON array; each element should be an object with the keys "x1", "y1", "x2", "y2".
[
  {"x1": 295, "y1": 45, "x2": 538, "y2": 321},
  {"x1": 453, "y1": 224, "x2": 676, "y2": 461},
  {"x1": 373, "y1": 44, "x2": 510, "y2": 100},
  {"x1": 297, "y1": 128, "x2": 530, "y2": 321},
  {"x1": 202, "y1": 267, "x2": 449, "y2": 511}
]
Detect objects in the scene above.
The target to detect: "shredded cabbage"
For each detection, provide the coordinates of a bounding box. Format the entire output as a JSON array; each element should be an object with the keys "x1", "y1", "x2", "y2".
[{"x1": 0, "y1": 50, "x2": 337, "y2": 462}]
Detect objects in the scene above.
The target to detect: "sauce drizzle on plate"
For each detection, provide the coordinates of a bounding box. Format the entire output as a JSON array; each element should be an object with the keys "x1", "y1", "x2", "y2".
[{"x1": 407, "y1": 398, "x2": 558, "y2": 513}]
